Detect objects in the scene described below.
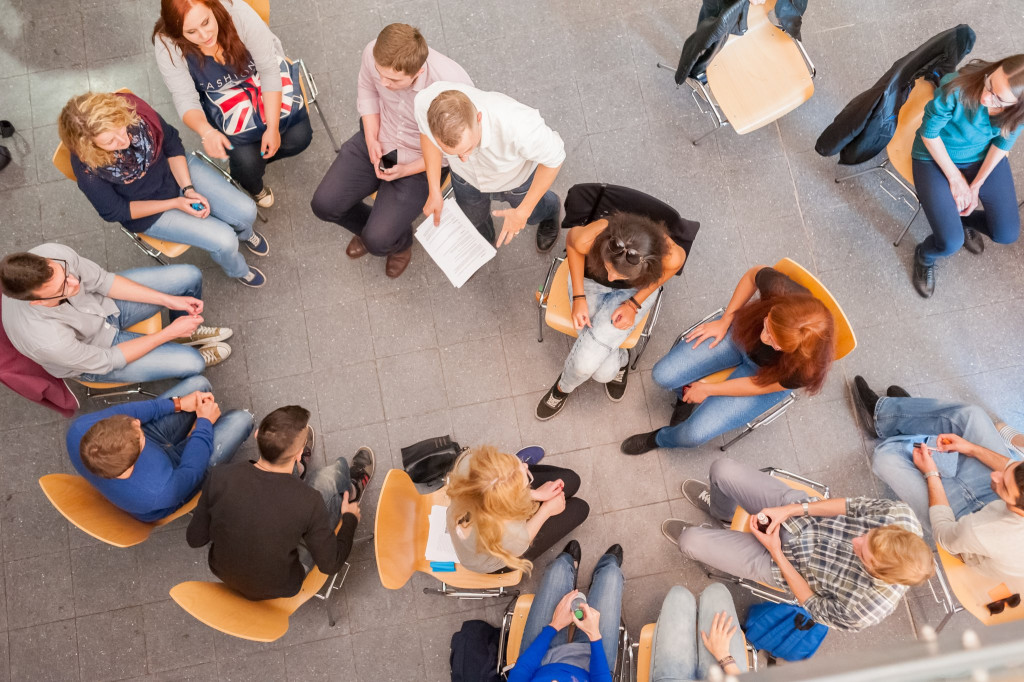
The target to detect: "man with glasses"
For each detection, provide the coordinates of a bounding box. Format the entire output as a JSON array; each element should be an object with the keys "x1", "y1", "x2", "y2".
[
  {"x1": 854, "y1": 376, "x2": 1024, "y2": 580},
  {"x1": 0, "y1": 243, "x2": 231, "y2": 385}
]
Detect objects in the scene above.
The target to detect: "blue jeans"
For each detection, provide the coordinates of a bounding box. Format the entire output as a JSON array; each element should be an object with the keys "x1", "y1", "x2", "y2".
[
  {"x1": 870, "y1": 398, "x2": 1020, "y2": 537},
  {"x1": 143, "y1": 155, "x2": 256, "y2": 278},
  {"x1": 297, "y1": 457, "x2": 355, "y2": 573},
  {"x1": 652, "y1": 330, "x2": 790, "y2": 448},
  {"x1": 520, "y1": 551, "x2": 623, "y2": 670},
  {"x1": 450, "y1": 170, "x2": 560, "y2": 244},
  {"x1": 913, "y1": 156, "x2": 1020, "y2": 265},
  {"x1": 146, "y1": 375, "x2": 254, "y2": 473},
  {"x1": 559, "y1": 277, "x2": 657, "y2": 393},
  {"x1": 651, "y1": 584, "x2": 748, "y2": 682},
  {"x1": 78, "y1": 265, "x2": 207, "y2": 383}
]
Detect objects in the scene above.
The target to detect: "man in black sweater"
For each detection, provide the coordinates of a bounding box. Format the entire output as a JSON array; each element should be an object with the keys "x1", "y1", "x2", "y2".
[{"x1": 186, "y1": 405, "x2": 374, "y2": 600}]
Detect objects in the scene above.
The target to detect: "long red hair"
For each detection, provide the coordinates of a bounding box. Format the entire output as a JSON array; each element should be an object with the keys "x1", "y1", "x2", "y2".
[
  {"x1": 152, "y1": 0, "x2": 251, "y2": 75},
  {"x1": 731, "y1": 295, "x2": 835, "y2": 394}
]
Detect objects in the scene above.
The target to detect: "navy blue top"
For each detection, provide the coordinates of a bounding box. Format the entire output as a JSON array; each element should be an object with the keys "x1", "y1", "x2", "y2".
[
  {"x1": 70, "y1": 94, "x2": 187, "y2": 234},
  {"x1": 66, "y1": 398, "x2": 213, "y2": 522},
  {"x1": 508, "y1": 626, "x2": 612, "y2": 682}
]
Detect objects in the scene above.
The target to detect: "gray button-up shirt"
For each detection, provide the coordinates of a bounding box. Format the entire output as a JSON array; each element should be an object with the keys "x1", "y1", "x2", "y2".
[{"x1": 2, "y1": 244, "x2": 125, "y2": 378}]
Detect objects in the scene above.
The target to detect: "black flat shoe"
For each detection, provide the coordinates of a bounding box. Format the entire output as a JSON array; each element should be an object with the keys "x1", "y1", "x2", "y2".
[
  {"x1": 562, "y1": 540, "x2": 582, "y2": 570},
  {"x1": 852, "y1": 376, "x2": 879, "y2": 438},
  {"x1": 912, "y1": 244, "x2": 935, "y2": 298},
  {"x1": 603, "y1": 543, "x2": 623, "y2": 567},
  {"x1": 669, "y1": 398, "x2": 695, "y2": 427},
  {"x1": 620, "y1": 430, "x2": 660, "y2": 455},
  {"x1": 886, "y1": 385, "x2": 911, "y2": 398},
  {"x1": 536, "y1": 213, "x2": 560, "y2": 252},
  {"x1": 963, "y1": 227, "x2": 984, "y2": 255}
]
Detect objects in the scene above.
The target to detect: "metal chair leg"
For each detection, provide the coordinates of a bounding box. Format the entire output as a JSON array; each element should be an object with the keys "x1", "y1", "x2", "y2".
[
  {"x1": 691, "y1": 124, "x2": 720, "y2": 147},
  {"x1": 894, "y1": 203, "x2": 921, "y2": 247},
  {"x1": 834, "y1": 163, "x2": 885, "y2": 183},
  {"x1": 313, "y1": 101, "x2": 340, "y2": 153},
  {"x1": 191, "y1": 150, "x2": 267, "y2": 223}
]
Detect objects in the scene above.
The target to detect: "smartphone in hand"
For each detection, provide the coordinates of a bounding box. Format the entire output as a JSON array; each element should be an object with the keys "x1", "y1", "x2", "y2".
[{"x1": 378, "y1": 149, "x2": 398, "y2": 172}]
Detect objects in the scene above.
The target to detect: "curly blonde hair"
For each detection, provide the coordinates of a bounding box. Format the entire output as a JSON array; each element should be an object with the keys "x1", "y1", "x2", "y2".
[
  {"x1": 58, "y1": 92, "x2": 141, "y2": 169},
  {"x1": 445, "y1": 446, "x2": 538, "y2": 573}
]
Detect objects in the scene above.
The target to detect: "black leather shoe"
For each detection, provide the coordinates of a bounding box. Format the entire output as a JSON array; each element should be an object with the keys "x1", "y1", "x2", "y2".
[
  {"x1": 963, "y1": 227, "x2": 984, "y2": 255},
  {"x1": 886, "y1": 385, "x2": 911, "y2": 398},
  {"x1": 669, "y1": 398, "x2": 695, "y2": 427},
  {"x1": 620, "y1": 430, "x2": 660, "y2": 455},
  {"x1": 562, "y1": 540, "x2": 582, "y2": 571},
  {"x1": 536, "y1": 214, "x2": 559, "y2": 252},
  {"x1": 852, "y1": 376, "x2": 879, "y2": 438},
  {"x1": 603, "y1": 544, "x2": 624, "y2": 567},
  {"x1": 912, "y1": 244, "x2": 935, "y2": 298}
]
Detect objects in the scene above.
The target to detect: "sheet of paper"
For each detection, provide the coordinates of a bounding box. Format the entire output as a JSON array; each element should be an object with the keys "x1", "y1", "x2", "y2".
[
  {"x1": 425, "y1": 504, "x2": 460, "y2": 563},
  {"x1": 415, "y1": 198, "x2": 496, "y2": 288}
]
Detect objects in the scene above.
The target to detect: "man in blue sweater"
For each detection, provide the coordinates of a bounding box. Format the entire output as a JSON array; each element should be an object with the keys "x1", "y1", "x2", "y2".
[{"x1": 65, "y1": 375, "x2": 253, "y2": 521}]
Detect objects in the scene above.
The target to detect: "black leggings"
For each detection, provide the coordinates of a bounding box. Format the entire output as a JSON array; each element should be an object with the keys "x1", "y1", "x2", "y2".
[
  {"x1": 226, "y1": 115, "x2": 314, "y2": 194},
  {"x1": 522, "y1": 464, "x2": 590, "y2": 562}
]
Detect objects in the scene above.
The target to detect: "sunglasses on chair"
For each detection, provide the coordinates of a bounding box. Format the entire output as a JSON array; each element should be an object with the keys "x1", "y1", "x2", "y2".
[
  {"x1": 609, "y1": 239, "x2": 644, "y2": 265},
  {"x1": 986, "y1": 593, "x2": 1020, "y2": 615}
]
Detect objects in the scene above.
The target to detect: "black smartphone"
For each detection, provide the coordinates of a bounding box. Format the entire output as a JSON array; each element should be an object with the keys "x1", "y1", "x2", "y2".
[{"x1": 378, "y1": 149, "x2": 398, "y2": 171}]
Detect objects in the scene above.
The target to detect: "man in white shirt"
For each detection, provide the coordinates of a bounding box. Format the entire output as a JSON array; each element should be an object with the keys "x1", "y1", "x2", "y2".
[
  {"x1": 415, "y1": 82, "x2": 566, "y2": 251},
  {"x1": 855, "y1": 376, "x2": 1024, "y2": 579},
  {"x1": 310, "y1": 24, "x2": 472, "y2": 279}
]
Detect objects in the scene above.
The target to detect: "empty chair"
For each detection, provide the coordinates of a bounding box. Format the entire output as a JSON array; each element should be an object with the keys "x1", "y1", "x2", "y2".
[{"x1": 931, "y1": 546, "x2": 1024, "y2": 632}]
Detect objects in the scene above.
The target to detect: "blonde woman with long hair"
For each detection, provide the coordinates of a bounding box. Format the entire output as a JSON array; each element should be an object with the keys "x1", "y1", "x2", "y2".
[{"x1": 445, "y1": 446, "x2": 589, "y2": 574}]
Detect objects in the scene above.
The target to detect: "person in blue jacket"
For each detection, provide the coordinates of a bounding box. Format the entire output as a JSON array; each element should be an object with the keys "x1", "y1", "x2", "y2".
[
  {"x1": 509, "y1": 541, "x2": 622, "y2": 682},
  {"x1": 911, "y1": 55, "x2": 1024, "y2": 298},
  {"x1": 65, "y1": 375, "x2": 253, "y2": 521}
]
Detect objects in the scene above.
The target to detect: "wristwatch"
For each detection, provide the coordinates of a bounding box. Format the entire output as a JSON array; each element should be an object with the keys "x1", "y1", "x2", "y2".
[
  {"x1": 180, "y1": 184, "x2": 195, "y2": 196},
  {"x1": 924, "y1": 470, "x2": 941, "y2": 479},
  {"x1": 802, "y1": 501, "x2": 810, "y2": 517},
  {"x1": 171, "y1": 396, "x2": 182, "y2": 412}
]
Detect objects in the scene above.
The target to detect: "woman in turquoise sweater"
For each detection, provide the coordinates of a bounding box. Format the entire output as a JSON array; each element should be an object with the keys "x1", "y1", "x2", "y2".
[{"x1": 911, "y1": 55, "x2": 1024, "y2": 298}]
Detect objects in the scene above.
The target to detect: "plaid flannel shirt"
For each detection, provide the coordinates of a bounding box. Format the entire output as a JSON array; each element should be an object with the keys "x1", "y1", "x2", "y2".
[{"x1": 771, "y1": 497, "x2": 923, "y2": 632}]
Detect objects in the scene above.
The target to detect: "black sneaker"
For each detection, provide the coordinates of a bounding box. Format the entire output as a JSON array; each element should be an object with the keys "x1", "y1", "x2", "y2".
[
  {"x1": 535, "y1": 211, "x2": 560, "y2": 252},
  {"x1": 603, "y1": 543, "x2": 623, "y2": 567},
  {"x1": 963, "y1": 227, "x2": 984, "y2": 255},
  {"x1": 886, "y1": 385, "x2": 911, "y2": 398},
  {"x1": 536, "y1": 379, "x2": 569, "y2": 421},
  {"x1": 349, "y1": 446, "x2": 375, "y2": 502},
  {"x1": 298, "y1": 425, "x2": 315, "y2": 480},
  {"x1": 620, "y1": 430, "x2": 660, "y2": 456},
  {"x1": 912, "y1": 244, "x2": 935, "y2": 298},
  {"x1": 605, "y1": 364, "x2": 629, "y2": 402},
  {"x1": 669, "y1": 398, "x2": 695, "y2": 427},
  {"x1": 852, "y1": 376, "x2": 879, "y2": 438}
]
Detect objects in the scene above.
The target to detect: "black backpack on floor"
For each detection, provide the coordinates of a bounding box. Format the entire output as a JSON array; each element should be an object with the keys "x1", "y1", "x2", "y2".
[
  {"x1": 402, "y1": 435, "x2": 464, "y2": 492},
  {"x1": 450, "y1": 619, "x2": 502, "y2": 682}
]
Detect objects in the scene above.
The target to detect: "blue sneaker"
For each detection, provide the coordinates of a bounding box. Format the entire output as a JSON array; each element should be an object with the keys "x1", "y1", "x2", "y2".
[
  {"x1": 245, "y1": 230, "x2": 270, "y2": 256},
  {"x1": 238, "y1": 265, "x2": 266, "y2": 288}
]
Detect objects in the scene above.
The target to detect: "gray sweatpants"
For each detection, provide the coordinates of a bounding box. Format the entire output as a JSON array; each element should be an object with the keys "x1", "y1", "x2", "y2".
[{"x1": 675, "y1": 458, "x2": 809, "y2": 585}]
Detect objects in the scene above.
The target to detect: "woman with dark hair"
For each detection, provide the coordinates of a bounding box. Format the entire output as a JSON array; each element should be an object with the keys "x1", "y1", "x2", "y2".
[
  {"x1": 536, "y1": 213, "x2": 686, "y2": 421},
  {"x1": 152, "y1": 0, "x2": 313, "y2": 206},
  {"x1": 911, "y1": 55, "x2": 1024, "y2": 298},
  {"x1": 620, "y1": 266, "x2": 835, "y2": 454}
]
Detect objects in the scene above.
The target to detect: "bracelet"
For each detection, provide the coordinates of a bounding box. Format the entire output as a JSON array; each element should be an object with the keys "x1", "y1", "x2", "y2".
[
  {"x1": 200, "y1": 129, "x2": 217, "y2": 142},
  {"x1": 628, "y1": 296, "x2": 641, "y2": 311},
  {"x1": 572, "y1": 294, "x2": 586, "y2": 300},
  {"x1": 180, "y1": 184, "x2": 195, "y2": 196},
  {"x1": 924, "y1": 470, "x2": 941, "y2": 479},
  {"x1": 718, "y1": 655, "x2": 736, "y2": 669},
  {"x1": 171, "y1": 396, "x2": 182, "y2": 413}
]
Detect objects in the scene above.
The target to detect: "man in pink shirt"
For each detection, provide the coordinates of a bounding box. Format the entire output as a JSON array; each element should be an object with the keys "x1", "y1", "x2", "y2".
[{"x1": 310, "y1": 24, "x2": 472, "y2": 278}]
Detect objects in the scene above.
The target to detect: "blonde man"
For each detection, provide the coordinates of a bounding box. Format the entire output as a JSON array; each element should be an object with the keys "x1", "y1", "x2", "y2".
[
  {"x1": 310, "y1": 24, "x2": 471, "y2": 279},
  {"x1": 415, "y1": 83, "x2": 566, "y2": 251},
  {"x1": 663, "y1": 458, "x2": 934, "y2": 632}
]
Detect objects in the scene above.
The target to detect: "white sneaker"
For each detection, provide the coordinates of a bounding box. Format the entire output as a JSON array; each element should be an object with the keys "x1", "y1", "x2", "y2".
[
  {"x1": 199, "y1": 341, "x2": 232, "y2": 367},
  {"x1": 253, "y1": 185, "x2": 274, "y2": 208},
  {"x1": 175, "y1": 325, "x2": 233, "y2": 347}
]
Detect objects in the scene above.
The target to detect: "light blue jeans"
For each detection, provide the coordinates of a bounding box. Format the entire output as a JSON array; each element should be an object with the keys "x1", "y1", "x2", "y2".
[
  {"x1": 520, "y1": 550, "x2": 624, "y2": 670},
  {"x1": 143, "y1": 155, "x2": 256, "y2": 278},
  {"x1": 652, "y1": 329, "x2": 790, "y2": 448},
  {"x1": 559, "y1": 276, "x2": 656, "y2": 393},
  {"x1": 78, "y1": 264, "x2": 207, "y2": 383},
  {"x1": 147, "y1": 375, "x2": 254, "y2": 473},
  {"x1": 871, "y1": 398, "x2": 1020, "y2": 537},
  {"x1": 651, "y1": 584, "x2": 748, "y2": 682}
]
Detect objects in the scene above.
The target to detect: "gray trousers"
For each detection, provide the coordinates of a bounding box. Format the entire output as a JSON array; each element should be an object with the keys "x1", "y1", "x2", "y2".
[{"x1": 675, "y1": 458, "x2": 808, "y2": 586}]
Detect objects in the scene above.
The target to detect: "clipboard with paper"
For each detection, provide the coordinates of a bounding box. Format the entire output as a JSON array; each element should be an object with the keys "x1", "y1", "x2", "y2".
[{"x1": 415, "y1": 198, "x2": 496, "y2": 288}]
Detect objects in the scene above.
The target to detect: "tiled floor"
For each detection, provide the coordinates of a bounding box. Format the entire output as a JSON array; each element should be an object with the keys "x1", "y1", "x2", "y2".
[{"x1": 2, "y1": 0, "x2": 1024, "y2": 679}]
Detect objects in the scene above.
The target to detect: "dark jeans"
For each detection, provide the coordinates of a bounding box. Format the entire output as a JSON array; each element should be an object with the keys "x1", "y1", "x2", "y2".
[
  {"x1": 310, "y1": 129, "x2": 437, "y2": 256},
  {"x1": 227, "y1": 116, "x2": 314, "y2": 195},
  {"x1": 450, "y1": 170, "x2": 560, "y2": 244},
  {"x1": 522, "y1": 464, "x2": 590, "y2": 562},
  {"x1": 913, "y1": 156, "x2": 1020, "y2": 265}
]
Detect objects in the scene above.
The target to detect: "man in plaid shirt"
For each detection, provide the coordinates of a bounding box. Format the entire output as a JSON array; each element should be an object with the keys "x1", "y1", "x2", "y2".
[{"x1": 662, "y1": 458, "x2": 935, "y2": 632}]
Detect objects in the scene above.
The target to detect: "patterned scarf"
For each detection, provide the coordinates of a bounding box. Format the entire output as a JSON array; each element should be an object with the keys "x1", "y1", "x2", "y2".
[{"x1": 91, "y1": 118, "x2": 156, "y2": 185}]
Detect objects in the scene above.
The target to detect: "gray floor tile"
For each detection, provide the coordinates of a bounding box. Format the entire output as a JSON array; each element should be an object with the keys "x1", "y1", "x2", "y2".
[
  {"x1": 295, "y1": 240, "x2": 366, "y2": 309},
  {"x1": 574, "y1": 378, "x2": 652, "y2": 448},
  {"x1": 77, "y1": 607, "x2": 147, "y2": 682},
  {"x1": 577, "y1": 66, "x2": 646, "y2": 135},
  {"x1": 429, "y1": 273, "x2": 503, "y2": 345},
  {"x1": 451, "y1": 397, "x2": 521, "y2": 454},
  {"x1": 514, "y1": 389, "x2": 586, "y2": 457},
  {"x1": 368, "y1": 287, "x2": 437, "y2": 358},
  {"x1": 603, "y1": 501, "x2": 681, "y2": 580},
  {"x1": 342, "y1": 558, "x2": 417, "y2": 634},
  {"x1": 313, "y1": 360, "x2": 385, "y2": 433},
  {"x1": 243, "y1": 311, "x2": 313, "y2": 381},
  {"x1": 384, "y1": 409, "x2": 453, "y2": 464},
  {"x1": 28, "y1": 70, "x2": 91, "y2": 129},
  {"x1": 250, "y1": 372, "x2": 325, "y2": 437},
  {"x1": 6, "y1": 551, "x2": 74, "y2": 629},
  {"x1": 0, "y1": 421, "x2": 64, "y2": 496},
  {"x1": 216, "y1": 649, "x2": 286, "y2": 682},
  {"x1": 591, "y1": 441, "x2": 669, "y2": 513},
  {"x1": 82, "y1": 2, "x2": 146, "y2": 62},
  {"x1": 8, "y1": 620, "x2": 77, "y2": 681},
  {"x1": 70, "y1": 543, "x2": 143, "y2": 616},
  {"x1": 502, "y1": 327, "x2": 571, "y2": 396},
  {"x1": 305, "y1": 300, "x2": 374, "y2": 370},
  {"x1": 282, "y1": 635, "x2": 354, "y2": 682},
  {"x1": 440, "y1": 335, "x2": 511, "y2": 407},
  {"x1": 349, "y1": 622, "x2": 426, "y2": 681},
  {"x1": 24, "y1": 11, "x2": 87, "y2": 73},
  {"x1": 143, "y1": 599, "x2": 218, "y2": 674},
  {"x1": 543, "y1": 448, "x2": 602, "y2": 515},
  {"x1": 136, "y1": 529, "x2": 217, "y2": 601},
  {"x1": 2, "y1": 490, "x2": 69, "y2": 562},
  {"x1": 377, "y1": 348, "x2": 446, "y2": 420}
]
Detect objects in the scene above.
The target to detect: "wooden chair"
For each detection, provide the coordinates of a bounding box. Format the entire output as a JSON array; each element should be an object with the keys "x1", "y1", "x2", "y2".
[
  {"x1": 72, "y1": 312, "x2": 163, "y2": 400},
  {"x1": 673, "y1": 258, "x2": 856, "y2": 450},
  {"x1": 498, "y1": 593, "x2": 631, "y2": 681},
  {"x1": 835, "y1": 78, "x2": 936, "y2": 246},
  {"x1": 374, "y1": 469, "x2": 522, "y2": 598},
  {"x1": 658, "y1": 0, "x2": 815, "y2": 144},
  {"x1": 52, "y1": 125, "x2": 191, "y2": 265},
  {"x1": 633, "y1": 620, "x2": 758, "y2": 681},
  {"x1": 930, "y1": 545, "x2": 1024, "y2": 632},
  {"x1": 38, "y1": 473, "x2": 199, "y2": 547}
]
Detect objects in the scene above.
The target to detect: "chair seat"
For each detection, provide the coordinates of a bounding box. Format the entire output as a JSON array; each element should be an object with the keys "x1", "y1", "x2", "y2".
[
  {"x1": 545, "y1": 260, "x2": 650, "y2": 349},
  {"x1": 138, "y1": 233, "x2": 191, "y2": 258},
  {"x1": 937, "y1": 546, "x2": 1024, "y2": 626},
  {"x1": 706, "y1": 3, "x2": 814, "y2": 134},
  {"x1": 74, "y1": 312, "x2": 163, "y2": 390},
  {"x1": 886, "y1": 78, "x2": 936, "y2": 187}
]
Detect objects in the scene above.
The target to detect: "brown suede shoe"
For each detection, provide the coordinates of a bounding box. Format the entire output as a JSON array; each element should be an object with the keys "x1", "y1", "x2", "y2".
[
  {"x1": 385, "y1": 248, "x2": 412, "y2": 278},
  {"x1": 346, "y1": 235, "x2": 368, "y2": 259}
]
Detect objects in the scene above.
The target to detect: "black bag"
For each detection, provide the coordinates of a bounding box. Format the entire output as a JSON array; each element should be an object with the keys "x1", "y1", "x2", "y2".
[
  {"x1": 402, "y1": 435, "x2": 463, "y2": 492},
  {"x1": 0, "y1": 146, "x2": 10, "y2": 173},
  {"x1": 450, "y1": 619, "x2": 502, "y2": 682}
]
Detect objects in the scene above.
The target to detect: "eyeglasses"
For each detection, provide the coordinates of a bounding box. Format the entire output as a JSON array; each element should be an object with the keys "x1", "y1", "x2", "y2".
[
  {"x1": 986, "y1": 593, "x2": 1020, "y2": 615},
  {"x1": 31, "y1": 259, "x2": 72, "y2": 301},
  {"x1": 984, "y1": 74, "x2": 1018, "y2": 108},
  {"x1": 609, "y1": 239, "x2": 644, "y2": 265}
]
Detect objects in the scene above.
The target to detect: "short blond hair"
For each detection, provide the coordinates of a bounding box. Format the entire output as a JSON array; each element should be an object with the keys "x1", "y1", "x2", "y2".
[
  {"x1": 867, "y1": 526, "x2": 935, "y2": 586},
  {"x1": 427, "y1": 90, "x2": 477, "y2": 148},
  {"x1": 372, "y1": 23, "x2": 429, "y2": 76},
  {"x1": 58, "y1": 92, "x2": 140, "y2": 169}
]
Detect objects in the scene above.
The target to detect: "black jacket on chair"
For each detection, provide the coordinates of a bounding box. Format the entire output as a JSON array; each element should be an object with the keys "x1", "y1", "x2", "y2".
[
  {"x1": 814, "y1": 24, "x2": 975, "y2": 165},
  {"x1": 674, "y1": 0, "x2": 808, "y2": 84}
]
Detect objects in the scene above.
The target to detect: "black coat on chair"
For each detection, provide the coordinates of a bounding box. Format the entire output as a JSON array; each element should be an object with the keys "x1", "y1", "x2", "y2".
[{"x1": 814, "y1": 24, "x2": 975, "y2": 165}]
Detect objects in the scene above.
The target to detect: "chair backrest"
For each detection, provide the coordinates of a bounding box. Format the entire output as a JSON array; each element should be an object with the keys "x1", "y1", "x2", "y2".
[
  {"x1": 52, "y1": 143, "x2": 76, "y2": 182},
  {"x1": 39, "y1": 474, "x2": 155, "y2": 547},
  {"x1": 636, "y1": 622, "x2": 656, "y2": 682},
  {"x1": 886, "y1": 78, "x2": 936, "y2": 187},
  {"x1": 503, "y1": 593, "x2": 535, "y2": 668},
  {"x1": 771, "y1": 258, "x2": 857, "y2": 361},
  {"x1": 241, "y1": 0, "x2": 270, "y2": 24},
  {"x1": 937, "y1": 546, "x2": 1024, "y2": 627},
  {"x1": 374, "y1": 469, "x2": 422, "y2": 589}
]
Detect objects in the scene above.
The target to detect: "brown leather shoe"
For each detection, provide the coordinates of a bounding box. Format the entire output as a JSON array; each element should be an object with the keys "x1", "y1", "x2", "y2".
[
  {"x1": 385, "y1": 248, "x2": 412, "y2": 278},
  {"x1": 346, "y1": 235, "x2": 368, "y2": 259}
]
